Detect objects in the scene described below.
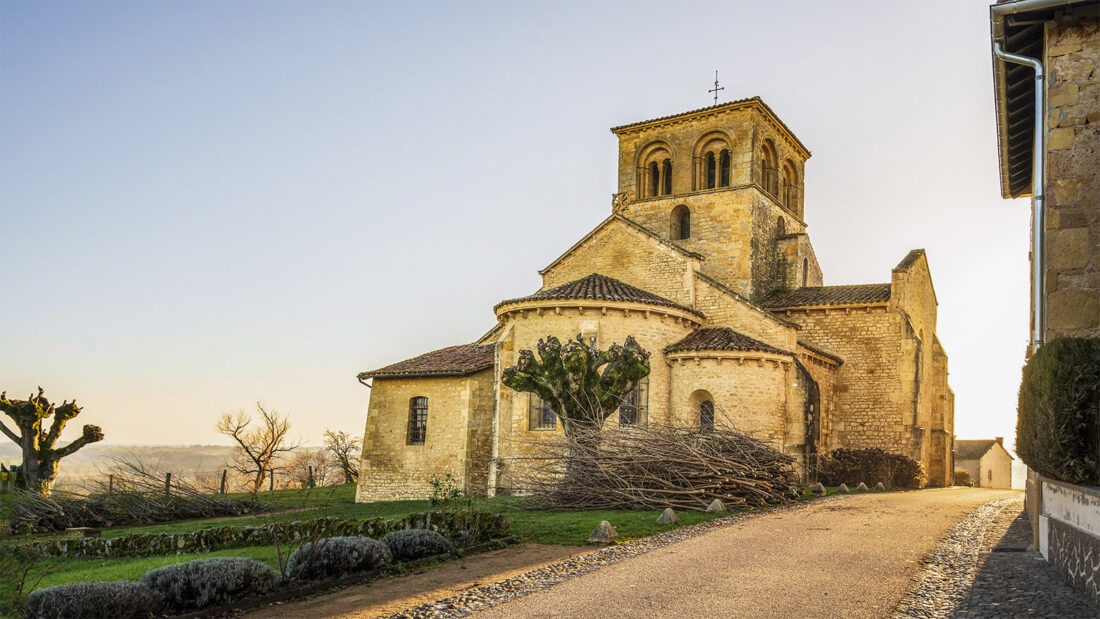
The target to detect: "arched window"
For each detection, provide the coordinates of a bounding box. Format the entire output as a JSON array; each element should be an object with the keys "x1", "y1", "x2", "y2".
[
  {"x1": 777, "y1": 217, "x2": 786, "y2": 236},
  {"x1": 671, "y1": 205, "x2": 691, "y2": 240},
  {"x1": 407, "y1": 397, "x2": 428, "y2": 445},
  {"x1": 649, "y1": 161, "x2": 660, "y2": 197},
  {"x1": 760, "y1": 140, "x2": 779, "y2": 196},
  {"x1": 619, "y1": 377, "x2": 649, "y2": 427},
  {"x1": 802, "y1": 258, "x2": 809, "y2": 287},
  {"x1": 529, "y1": 395, "x2": 556, "y2": 431},
  {"x1": 705, "y1": 152, "x2": 717, "y2": 189},
  {"x1": 719, "y1": 149, "x2": 731, "y2": 187},
  {"x1": 700, "y1": 400, "x2": 715, "y2": 433},
  {"x1": 662, "y1": 159, "x2": 672, "y2": 195},
  {"x1": 782, "y1": 161, "x2": 798, "y2": 209}
]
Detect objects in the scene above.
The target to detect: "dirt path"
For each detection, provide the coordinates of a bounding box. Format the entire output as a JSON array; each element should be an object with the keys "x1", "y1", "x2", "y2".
[
  {"x1": 241, "y1": 543, "x2": 588, "y2": 619},
  {"x1": 247, "y1": 488, "x2": 1017, "y2": 618},
  {"x1": 471, "y1": 488, "x2": 1018, "y2": 619}
]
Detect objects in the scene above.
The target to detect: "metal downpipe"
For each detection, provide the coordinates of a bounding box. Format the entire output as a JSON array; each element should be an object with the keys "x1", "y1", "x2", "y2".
[{"x1": 992, "y1": 42, "x2": 1046, "y2": 351}]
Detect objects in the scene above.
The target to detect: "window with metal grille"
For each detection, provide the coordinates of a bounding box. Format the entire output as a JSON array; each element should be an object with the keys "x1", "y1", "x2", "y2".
[
  {"x1": 407, "y1": 396, "x2": 428, "y2": 445},
  {"x1": 700, "y1": 400, "x2": 715, "y2": 433},
  {"x1": 528, "y1": 395, "x2": 557, "y2": 431},
  {"x1": 619, "y1": 378, "x2": 649, "y2": 427}
]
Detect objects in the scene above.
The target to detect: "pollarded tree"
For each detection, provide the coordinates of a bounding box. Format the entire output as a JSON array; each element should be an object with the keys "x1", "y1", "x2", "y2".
[
  {"x1": 0, "y1": 388, "x2": 105, "y2": 496},
  {"x1": 501, "y1": 335, "x2": 651, "y2": 443}
]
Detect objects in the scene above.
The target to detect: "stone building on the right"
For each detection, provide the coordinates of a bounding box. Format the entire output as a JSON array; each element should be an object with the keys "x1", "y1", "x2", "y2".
[{"x1": 991, "y1": 0, "x2": 1099, "y2": 607}]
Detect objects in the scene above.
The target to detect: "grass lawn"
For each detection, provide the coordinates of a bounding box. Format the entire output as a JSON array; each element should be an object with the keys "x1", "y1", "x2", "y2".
[{"x1": 1, "y1": 483, "x2": 848, "y2": 598}]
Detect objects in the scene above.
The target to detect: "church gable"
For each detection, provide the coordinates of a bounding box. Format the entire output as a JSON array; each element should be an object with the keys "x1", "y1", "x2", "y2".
[
  {"x1": 693, "y1": 272, "x2": 798, "y2": 351},
  {"x1": 539, "y1": 215, "x2": 701, "y2": 308}
]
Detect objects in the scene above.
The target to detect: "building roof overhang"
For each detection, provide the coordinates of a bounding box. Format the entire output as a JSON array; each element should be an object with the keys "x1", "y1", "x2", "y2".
[{"x1": 990, "y1": 0, "x2": 1099, "y2": 198}]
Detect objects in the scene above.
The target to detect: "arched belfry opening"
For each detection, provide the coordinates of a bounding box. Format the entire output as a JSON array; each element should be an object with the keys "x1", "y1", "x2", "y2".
[{"x1": 671, "y1": 205, "x2": 691, "y2": 240}]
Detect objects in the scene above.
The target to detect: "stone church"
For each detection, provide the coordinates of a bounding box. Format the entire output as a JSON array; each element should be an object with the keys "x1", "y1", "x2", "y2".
[{"x1": 356, "y1": 98, "x2": 955, "y2": 502}]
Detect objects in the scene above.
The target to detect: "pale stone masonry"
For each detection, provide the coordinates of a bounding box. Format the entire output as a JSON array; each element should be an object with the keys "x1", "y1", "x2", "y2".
[
  {"x1": 1045, "y1": 14, "x2": 1100, "y2": 337},
  {"x1": 356, "y1": 98, "x2": 955, "y2": 502}
]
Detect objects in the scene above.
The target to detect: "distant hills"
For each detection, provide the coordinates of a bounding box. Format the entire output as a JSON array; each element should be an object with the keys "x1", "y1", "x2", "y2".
[{"x1": 0, "y1": 443, "x2": 237, "y2": 489}]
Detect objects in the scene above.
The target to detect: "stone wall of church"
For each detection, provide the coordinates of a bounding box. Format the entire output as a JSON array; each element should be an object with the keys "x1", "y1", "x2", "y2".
[
  {"x1": 621, "y1": 192, "x2": 756, "y2": 297},
  {"x1": 540, "y1": 221, "x2": 698, "y2": 308},
  {"x1": 666, "y1": 355, "x2": 794, "y2": 448},
  {"x1": 356, "y1": 372, "x2": 493, "y2": 502},
  {"x1": 1044, "y1": 14, "x2": 1100, "y2": 338},
  {"x1": 693, "y1": 276, "x2": 797, "y2": 351},
  {"x1": 775, "y1": 306, "x2": 910, "y2": 455},
  {"x1": 492, "y1": 304, "x2": 698, "y2": 492}
]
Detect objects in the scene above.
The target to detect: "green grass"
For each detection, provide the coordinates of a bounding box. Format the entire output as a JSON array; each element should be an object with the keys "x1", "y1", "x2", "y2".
[{"x1": 1, "y1": 483, "x2": 838, "y2": 596}]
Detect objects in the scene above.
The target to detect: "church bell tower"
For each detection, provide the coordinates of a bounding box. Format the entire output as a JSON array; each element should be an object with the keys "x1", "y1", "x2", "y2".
[{"x1": 609, "y1": 97, "x2": 821, "y2": 300}]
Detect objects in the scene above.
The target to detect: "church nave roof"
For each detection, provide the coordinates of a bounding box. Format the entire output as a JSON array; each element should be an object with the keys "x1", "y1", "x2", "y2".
[
  {"x1": 358, "y1": 343, "x2": 495, "y2": 380},
  {"x1": 762, "y1": 283, "x2": 892, "y2": 310}
]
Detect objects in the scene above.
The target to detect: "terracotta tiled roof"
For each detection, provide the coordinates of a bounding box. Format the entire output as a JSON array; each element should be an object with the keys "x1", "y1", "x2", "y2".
[
  {"x1": 665, "y1": 328, "x2": 788, "y2": 356},
  {"x1": 358, "y1": 344, "x2": 494, "y2": 380},
  {"x1": 762, "y1": 284, "x2": 892, "y2": 309},
  {"x1": 798, "y1": 341, "x2": 844, "y2": 364},
  {"x1": 894, "y1": 249, "x2": 925, "y2": 272},
  {"x1": 609, "y1": 97, "x2": 811, "y2": 157},
  {"x1": 956, "y1": 439, "x2": 1012, "y2": 461},
  {"x1": 496, "y1": 273, "x2": 702, "y2": 316}
]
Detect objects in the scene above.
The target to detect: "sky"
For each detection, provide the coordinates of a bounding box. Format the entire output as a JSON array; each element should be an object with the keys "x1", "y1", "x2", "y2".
[{"x1": 0, "y1": 0, "x2": 1031, "y2": 449}]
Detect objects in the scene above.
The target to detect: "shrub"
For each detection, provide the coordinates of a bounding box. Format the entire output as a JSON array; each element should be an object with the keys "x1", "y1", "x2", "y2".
[
  {"x1": 1017, "y1": 337, "x2": 1100, "y2": 485},
  {"x1": 382, "y1": 528, "x2": 456, "y2": 561},
  {"x1": 285, "y1": 536, "x2": 392, "y2": 580},
  {"x1": 817, "y1": 448, "x2": 925, "y2": 488},
  {"x1": 954, "y1": 468, "x2": 973, "y2": 487},
  {"x1": 141, "y1": 557, "x2": 279, "y2": 612},
  {"x1": 26, "y1": 580, "x2": 162, "y2": 619}
]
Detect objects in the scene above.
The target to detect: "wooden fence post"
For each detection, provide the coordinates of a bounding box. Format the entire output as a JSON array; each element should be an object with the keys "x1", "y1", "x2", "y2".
[
  {"x1": 165, "y1": 472, "x2": 171, "y2": 497},
  {"x1": 220, "y1": 469, "x2": 228, "y2": 495},
  {"x1": 269, "y1": 469, "x2": 274, "y2": 492},
  {"x1": 308, "y1": 465, "x2": 314, "y2": 488},
  {"x1": 109, "y1": 474, "x2": 114, "y2": 494}
]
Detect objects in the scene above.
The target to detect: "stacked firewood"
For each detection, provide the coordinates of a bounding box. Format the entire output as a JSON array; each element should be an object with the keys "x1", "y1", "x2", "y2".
[{"x1": 517, "y1": 424, "x2": 799, "y2": 511}]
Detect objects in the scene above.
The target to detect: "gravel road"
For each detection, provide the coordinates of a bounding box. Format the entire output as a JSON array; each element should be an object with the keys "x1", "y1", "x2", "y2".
[{"x1": 468, "y1": 488, "x2": 1016, "y2": 619}]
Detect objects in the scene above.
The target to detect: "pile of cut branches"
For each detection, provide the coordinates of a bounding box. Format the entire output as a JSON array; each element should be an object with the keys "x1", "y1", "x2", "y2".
[
  {"x1": 515, "y1": 424, "x2": 799, "y2": 511},
  {"x1": 9, "y1": 458, "x2": 260, "y2": 533}
]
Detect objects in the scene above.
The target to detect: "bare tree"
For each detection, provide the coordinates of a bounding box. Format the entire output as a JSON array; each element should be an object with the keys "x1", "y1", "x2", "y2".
[
  {"x1": 216, "y1": 403, "x2": 300, "y2": 495},
  {"x1": 0, "y1": 388, "x2": 105, "y2": 496},
  {"x1": 287, "y1": 448, "x2": 329, "y2": 488},
  {"x1": 323, "y1": 429, "x2": 361, "y2": 484}
]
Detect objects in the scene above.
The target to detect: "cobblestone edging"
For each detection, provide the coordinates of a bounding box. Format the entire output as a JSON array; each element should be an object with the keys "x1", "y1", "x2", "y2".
[
  {"x1": 385, "y1": 497, "x2": 841, "y2": 619},
  {"x1": 892, "y1": 496, "x2": 1020, "y2": 618}
]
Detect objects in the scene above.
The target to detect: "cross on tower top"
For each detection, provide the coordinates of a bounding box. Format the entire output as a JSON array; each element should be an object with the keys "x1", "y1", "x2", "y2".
[{"x1": 708, "y1": 70, "x2": 725, "y2": 105}]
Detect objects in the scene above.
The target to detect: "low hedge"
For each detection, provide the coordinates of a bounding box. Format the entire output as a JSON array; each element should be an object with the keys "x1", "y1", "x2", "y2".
[
  {"x1": 382, "y1": 528, "x2": 456, "y2": 561},
  {"x1": 26, "y1": 510, "x2": 509, "y2": 559},
  {"x1": 285, "y1": 536, "x2": 392, "y2": 580},
  {"x1": 142, "y1": 557, "x2": 279, "y2": 612},
  {"x1": 1017, "y1": 337, "x2": 1100, "y2": 485},
  {"x1": 26, "y1": 580, "x2": 162, "y2": 619},
  {"x1": 817, "y1": 447, "x2": 925, "y2": 488}
]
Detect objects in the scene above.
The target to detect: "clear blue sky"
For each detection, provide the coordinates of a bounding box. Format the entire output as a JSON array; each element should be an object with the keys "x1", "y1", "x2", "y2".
[{"x1": 1, "y1": 0, "x2": 1029, "y2": 448}]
